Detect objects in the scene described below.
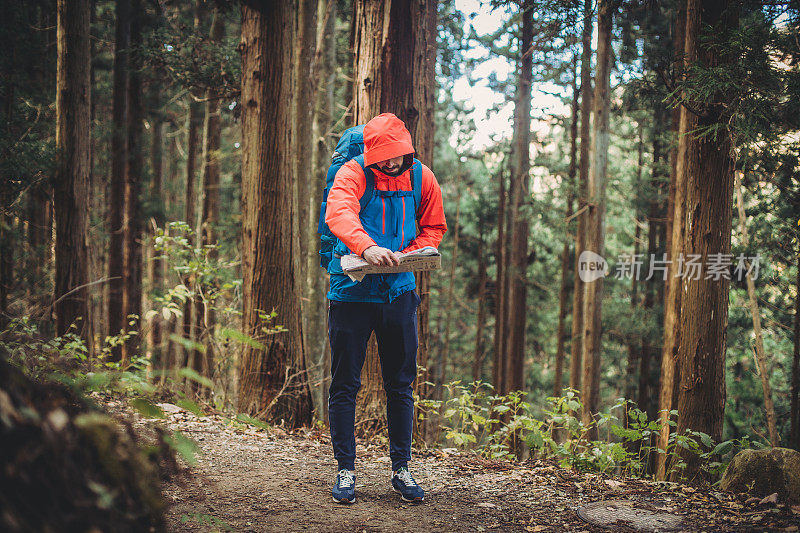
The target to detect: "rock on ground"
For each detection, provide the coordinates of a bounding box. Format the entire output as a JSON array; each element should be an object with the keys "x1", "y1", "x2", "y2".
[{"x1": 720, "y1": 447, "x2": 800, "y2": 502}]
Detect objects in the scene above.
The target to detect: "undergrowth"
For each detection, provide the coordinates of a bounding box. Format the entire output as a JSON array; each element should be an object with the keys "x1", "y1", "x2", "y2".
[{"x1": 416, "y1": 380, "x2": 762, "y2": 483}]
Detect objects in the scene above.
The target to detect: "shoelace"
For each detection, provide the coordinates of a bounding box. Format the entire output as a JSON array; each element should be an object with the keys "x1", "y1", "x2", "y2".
[
  {"x1": 395, "y1": 468, "x2": 416, "y2": 487},
  {"x1": 337, "y1": 469, "x2": 354, "y2": 488}
]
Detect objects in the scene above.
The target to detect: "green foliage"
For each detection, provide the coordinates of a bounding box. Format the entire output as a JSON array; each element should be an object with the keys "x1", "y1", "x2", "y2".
[
  {"x1": 418, "y1": 383, "x2": 751, "y2": 482},
  {"x1": 0, "y1": 318, "x2": 199, "y2": 467}
]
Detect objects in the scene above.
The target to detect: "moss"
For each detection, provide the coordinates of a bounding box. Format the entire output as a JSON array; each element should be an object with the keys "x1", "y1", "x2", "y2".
[
  {"x1": 720, "y1": 447, "x2": 800, "y2": 502},
  {"x1": 0, "y1": 358, "x2": 169, "y2": 532}
]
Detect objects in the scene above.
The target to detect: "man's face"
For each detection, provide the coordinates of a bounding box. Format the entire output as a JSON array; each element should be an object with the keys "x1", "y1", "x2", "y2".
[{"x1": 376, "y1": 155, "x2": 405, "y2": 174}]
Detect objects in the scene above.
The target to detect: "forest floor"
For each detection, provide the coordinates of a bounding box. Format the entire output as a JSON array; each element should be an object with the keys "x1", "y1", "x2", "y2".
[{"x1": 101, "y1": 397, "x2": 800, "y2": 532}]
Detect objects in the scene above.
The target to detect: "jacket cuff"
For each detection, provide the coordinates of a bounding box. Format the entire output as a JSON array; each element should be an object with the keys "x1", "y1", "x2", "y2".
[{"x1": 353, "y1": 237, "x2": 378, "y2": 257}]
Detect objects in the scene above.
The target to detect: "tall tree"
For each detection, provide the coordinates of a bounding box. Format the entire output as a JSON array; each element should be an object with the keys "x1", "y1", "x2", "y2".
[
  {"x1": 580, "y1": 0, "x2": 615, "y2": 437},
  {"x1": 54, "y1": 0, "x2": 92, "y2": 340},
  {"x1": 194, "y1": 8, "x2": 226, "y2": 392},
  {"x1": 734, "y1": 169, "x2": 778, "y2": 446},
  {"x1": 671, "y1": 0, "x2": 738, "y2": 482},
  {"x1": 505, "y1": 0, "x2": 534, "y2": 394},
  {"x1": 107, "y1": 0, "x2": 130, "y2": 357},
  {"x1": 146, "y1": 77, "x2": 166, "y2": 377},
  {"x1": 180, "y1": 0, "x2": 204, "y2": 381},
  {"x1": 437, "y1": 197, "x2": 461, "y2": 397},
  {"x1": 238, "y1": 0, "x2": 313, "y2": 426},
  {"x1": 309, "y1": 0, "x2": 337, "y2": 419},
  {"x1": 656, "y1": 0, "x2": 687, "y2": 480},
  {"x1": 793, "y1": 244, "x2": 800, "y2": 450},
  {"x1": 492, "y1": 167, "x2": 508, "y2": 392},
  {"x1": 294, "y1": 0, "x2": 317, "y2": 329},
  {"x1": 554, "y1": 54, "x2": 580, "y2": 398},
  {"x1": 352, "y1": 0, "x2": 438, "y2": 433},
  {"x1": 569, "y1": 0, "x2": 593, "y2": 394},
  {"x1": 122, "y1": 0, "x2": 144, "y2": 363},
  {"x1": 412, "y1": 0, "x2": 438, "y2": 426}
]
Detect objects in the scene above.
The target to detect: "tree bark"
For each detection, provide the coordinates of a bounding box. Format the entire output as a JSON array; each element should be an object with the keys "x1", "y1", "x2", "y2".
[
  {"x1": 570, "y1": 0, "x2": 594, "y2": 395},
  {"x1": 238, "y1": 0, "x2": 313, "y2": 427},
  {"x1": 792, "y1": 245, "x2": 800, "y2": 450},
  {"x1": 147, "y1": 76, "x2": 166, "y2": 378},
  {"x1": 54, "y1": 0, "x2": 92, "y2": 341},
  {"x1": 734, "y1": 169, "x2": 778, "y2": 446},
  {"x1": 625, "y1": 125, "x2": 644, "y2": 407},
  {"x1": 554, "y1": 60, "x2": 579, "y2": 398},
  {"x1": 506, "y1": 0, "x2": 534, "y2": 394},
  {"x1": 437, "y1": 199, "x2": 460, "y2": 397},
  {"x1": 193, "y1": 8, "x2": 225, "y2": 394},
  {"x1": 122, "y1": 0, "x2": 143, "y2": 364},
  {"x1": 580, "y1": 0, "x2": 615, "y2": 438},
  {"x1": 472, "y1": 233, "x2": 488, "y2": 382},
  {"x1": 295, "y1": 0, "x2": 318, "y2": 347},
  {"x1": 640, "y1": 107, "x2": 665, "y2": 418},
  {"x1": 107, "y1": 0, "x2": 130, "y2": 358},
  {"x1": 352, "y1": 0, "x2": 437, "y2": 435},
  {"x1": 310, "y1": 0, "x2": 337, "y2": 420},
  {"x1": 656, "y1": 0, "x2": 687, "y2": 480},
  {"x1": 671, "y1": 0, "x2": 737, "y2": 482},
  {"x1": 492, "y1": 168, "x2": 508, "y2": 393},
  {"x1": 179, "y1": 2, "x2": 204, "y2": 381},
  {"x1": 412, "y1": 0, "x2": 438, "y2": 433}
]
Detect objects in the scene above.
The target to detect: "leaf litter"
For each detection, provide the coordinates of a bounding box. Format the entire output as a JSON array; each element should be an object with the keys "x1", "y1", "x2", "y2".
[{"x1": 100, "y1": 397, "x2": 800, "y2": 532}]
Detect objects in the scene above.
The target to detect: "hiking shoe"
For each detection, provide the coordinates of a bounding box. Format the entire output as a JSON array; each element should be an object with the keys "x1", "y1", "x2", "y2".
[
  {"x1": 332, "y1": 469, "x2": 356, "y2": 504},
  {"x1": 391, "y1": 466, "x2": 425, "y2": 502}
]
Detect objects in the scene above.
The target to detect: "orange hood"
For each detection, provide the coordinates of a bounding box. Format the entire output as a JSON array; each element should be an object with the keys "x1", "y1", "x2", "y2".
[{"x1": 363, "y1": 113, "x2": 415, "y2": 166}]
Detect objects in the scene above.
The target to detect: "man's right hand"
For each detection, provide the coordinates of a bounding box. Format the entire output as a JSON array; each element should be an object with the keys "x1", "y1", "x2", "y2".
[{"x1": 362, "y1": 246, "x2": 400, "y2": 266}]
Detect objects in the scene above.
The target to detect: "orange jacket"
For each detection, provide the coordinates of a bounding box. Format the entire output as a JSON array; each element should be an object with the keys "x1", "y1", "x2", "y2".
[{"x1": 325, "y1": 113, "x2": 447, "y2": 256}]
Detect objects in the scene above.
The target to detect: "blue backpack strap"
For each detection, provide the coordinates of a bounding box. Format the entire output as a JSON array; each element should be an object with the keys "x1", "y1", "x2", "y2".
[
  {"x1": 411, "y1": 159, "x2": 423, "y2": 217},
  {"x1": 353, "y1": 154, "x2": 374, "y2": 210}
]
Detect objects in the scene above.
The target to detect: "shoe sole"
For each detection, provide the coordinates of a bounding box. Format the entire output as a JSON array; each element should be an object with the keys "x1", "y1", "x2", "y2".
[
  {"x1": 393, "y1": 486, "x2": 424, "y2": 503},
  {"x1": 333, "y1": 496, "x2": 356, "y2": 504}
]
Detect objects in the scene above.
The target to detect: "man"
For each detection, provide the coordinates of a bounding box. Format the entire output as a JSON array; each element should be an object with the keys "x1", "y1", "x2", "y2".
[{"x1": 324, "y1": 113, "x2": 447, "y2": 504}]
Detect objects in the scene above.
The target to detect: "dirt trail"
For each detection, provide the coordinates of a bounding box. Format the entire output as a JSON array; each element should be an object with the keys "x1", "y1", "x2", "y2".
[{"x1": 111, "y1": 400, "x2": 799, "y2": 532}]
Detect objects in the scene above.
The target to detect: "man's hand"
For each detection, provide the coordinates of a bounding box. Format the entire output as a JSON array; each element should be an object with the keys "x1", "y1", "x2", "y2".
[{"x1": 362, "y1": 246, "x2": 400, "y2": 266}]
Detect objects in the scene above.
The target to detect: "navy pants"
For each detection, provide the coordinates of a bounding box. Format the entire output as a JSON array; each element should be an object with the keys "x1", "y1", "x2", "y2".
[{"x1": 328, "y1": 290, "x2": 420, "y2": 471}]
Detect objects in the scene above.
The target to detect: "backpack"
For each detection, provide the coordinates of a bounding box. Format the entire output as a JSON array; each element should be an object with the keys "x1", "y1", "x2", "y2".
[{"x1": 318, "y1": 125, "x2": 422, "y2": 269}]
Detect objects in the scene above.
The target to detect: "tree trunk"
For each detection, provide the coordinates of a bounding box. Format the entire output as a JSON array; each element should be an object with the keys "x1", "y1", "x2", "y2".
[
  {"x1": 147, "y1": 77, "x2": 165, "y2": 379},
  {"x1": 640, "y1": 108, "x2": 664, "y2": 418},
  {"x1": 570, "y1": 0, "x2": 594, "y2": 395},
  {"x1": 506, "y1": 0, "x2": 533, "y2": 394},
  {"x1": 179, "y1": 2, "x2": 204, "y2": 381},
  {"x1": 625, "y1": 125, "x2": 644, "y2": 407},
  {"x1": 656, "y1": 0, "x2": 687, "y2": 480},
  {"x1": 492, "y1": 168, "x2": 508, "y2": 393},
  {"x1": 580, "y1": 0, "x2": 615, "y2": 438},
  {"x1": 310, "y1": 0, "x2": 337, "y2": 420},
  {"x1": 671, "y1": 0, "x2": 737, "y2": 482},
  {"x1": 554, "y1": 56, "x2": 580, "y2": 398},
  {"x1": 412, "y1": 0, "x2": 438, "y2": 438},
  {"x1": 352, "y1": 0, "x2": 437, "y2": 435},
  {"x1": 238, "y1": 0, "x2": 313, "y2": 427},
  {"x1": 734, "y1": 169, "x2": 778, "y2": 446},
  {"x1": 122, "y1": 0, "x2": 143, "y2": 364},
  {"x1": 472, "y1": 234, "x2": 488, "y2": 382},
  {"x1": 193, "y1": 8, "x2": 225, "y2": 395},
  {"x1": 792, "y1": 245, "x2": 800, "y2": 451},
  {"x1": 0, "y1": 211, "x2": 12, "y2": 332},
  {"x1": 437, "y1": 198, "x2": 460, "y2": 397},
  {"x1": 54, "y1": 0, "x2": 92, "y2": 342},
  {"x1": 293, "y1": 0, "x2": 317, "y2": 368},
  {"x1": 107, "y1": 0, "x2": 130, "y2": 358}
]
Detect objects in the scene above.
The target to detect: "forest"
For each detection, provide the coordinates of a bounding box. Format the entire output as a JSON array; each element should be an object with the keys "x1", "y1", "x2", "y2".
[{"x1": 1, "y1": 0, "x2": 800, "y2": 530}]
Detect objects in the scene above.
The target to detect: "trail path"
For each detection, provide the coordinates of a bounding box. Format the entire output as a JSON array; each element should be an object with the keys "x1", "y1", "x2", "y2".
[{"x1": 108, "y1": 399, "x2": 799, "y2": 532}]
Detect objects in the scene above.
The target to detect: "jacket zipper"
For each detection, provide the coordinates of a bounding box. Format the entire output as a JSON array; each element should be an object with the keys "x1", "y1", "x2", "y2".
[
  {"x1": 401, "y1": 196, "x2": 406, "y2": 246},
  {"x1": 382, "y1": 197, "x2": 386, "y2": 234}
]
